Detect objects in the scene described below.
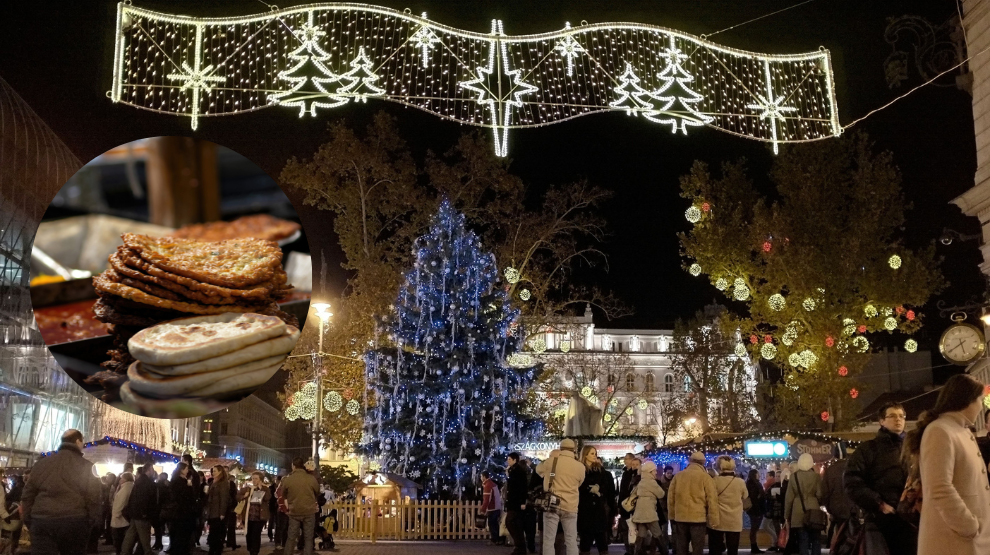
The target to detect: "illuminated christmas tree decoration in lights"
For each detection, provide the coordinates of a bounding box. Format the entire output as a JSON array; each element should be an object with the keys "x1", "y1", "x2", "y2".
[
  {"x1": 685, "y1": 206, "x2": 702, "y2": 223},
  {"x1": 888, "y1": 255, "x2": 902, "y2": 269},
  {"x1": 715, "y1": 278, "x2": 728, "y2": 290},
  {"x1": 346, "y1": 399, "x2": 361, "y2": 415},
  {"x1": 734, "y1": 343, "x2": 747, "y2": 358},
  {"x1": 904, "y1": 339, "x2": 918, "y2": 353},
  {"x1": 503, "y1": 267, "x2": 520, "y2": 284},
  {"x1": 324, "y1": 391, "x2": 343, "y2": 412},
  {"x1": 883, "y1": 317, "x2": 897, "y2": 330},
  {"x1": 802, "y1": 298, "x2": 816, "y2": 311},
  {"x1": 637, "y1": 399, "x2": 649, "y2": 410},
  {"x1": 110, "y1": 3, "x2": 840, "y2": 156},
  {"x1": 852, "y1": 336, "x2": 869, "y2": 353},
  {"x1": 519, "y1": 288, "x2": 532, "y2": 300},
  {"x1": 864, "y1": 305, "x2": 877, "y2": 318},
  {"x1": 768, "y1": 294, "x2": 785, "y2": 311},
  {"x1": 689, "y1": 264, "x2": 702, "y2": 276},
  {"x1": 761, "y1": 343, "x2": 777, "y2": 360}
]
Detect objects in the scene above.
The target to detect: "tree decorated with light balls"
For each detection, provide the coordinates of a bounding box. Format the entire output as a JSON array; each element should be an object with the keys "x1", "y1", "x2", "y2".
[
  {"x1": 678, "y1": 133, "x2": 943, "y2": 430},
  {"x1": 358, "y1": 200, "x2": 541, "y2": 499}
]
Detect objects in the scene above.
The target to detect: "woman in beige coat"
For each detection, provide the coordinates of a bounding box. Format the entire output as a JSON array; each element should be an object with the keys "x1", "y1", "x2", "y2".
[
  {"x1": 905, "y1": 373, "x2": 990, "y2": 555},
  {"x1": 708, "y1": 456, "x2": 748, "y2": 555}
]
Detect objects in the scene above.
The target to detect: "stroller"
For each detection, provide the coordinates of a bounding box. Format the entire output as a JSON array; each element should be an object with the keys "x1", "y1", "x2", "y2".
[{"x1": 316, "y1": 509, "x2": 338, "y2": 550}]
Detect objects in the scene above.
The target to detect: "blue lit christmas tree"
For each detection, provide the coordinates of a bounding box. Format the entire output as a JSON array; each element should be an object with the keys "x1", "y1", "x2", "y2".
[{"x1": 359, "y1": 200, "x2": 540, "y2": 499}]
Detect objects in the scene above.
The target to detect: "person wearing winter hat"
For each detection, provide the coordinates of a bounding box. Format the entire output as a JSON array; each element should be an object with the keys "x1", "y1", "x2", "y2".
[
  {"x1": 535, "y1": 438, "x2": 586, "y2": 555},
  {"x1": 667, "y1": 452, "x2": 719, "y2": 555},
  {"x1": 783, "y1": 454, "x2": 822, "y2": 555},
  {"x1": 630, "y1": 461, "x2": 667, "y2": 555}
]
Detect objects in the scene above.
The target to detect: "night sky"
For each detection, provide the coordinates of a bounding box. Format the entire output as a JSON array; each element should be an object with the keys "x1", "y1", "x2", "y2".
[{"x1": 0, "y1": 1, "x2": 980, "y2": 379}]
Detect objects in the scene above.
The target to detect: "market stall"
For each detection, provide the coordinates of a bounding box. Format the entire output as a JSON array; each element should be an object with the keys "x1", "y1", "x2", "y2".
[{"x1": 40, "y1": 435, "x2": 181, "y2": 477}]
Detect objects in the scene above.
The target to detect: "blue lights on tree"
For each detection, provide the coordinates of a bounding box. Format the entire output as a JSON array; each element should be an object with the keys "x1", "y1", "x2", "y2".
[{"x1": 359, "y1": 200, "x2": 540, "y2": 499}]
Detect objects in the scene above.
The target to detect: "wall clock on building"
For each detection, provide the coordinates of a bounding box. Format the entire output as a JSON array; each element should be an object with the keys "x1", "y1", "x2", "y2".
[{"x1": 938, "y1": 315, "x2": 986, "y2": 366}]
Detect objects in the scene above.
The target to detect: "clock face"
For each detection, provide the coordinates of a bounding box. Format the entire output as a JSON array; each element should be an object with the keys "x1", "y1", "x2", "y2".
[{"x1": 939, "y1": 324, "x2": 986, "y2": 365}]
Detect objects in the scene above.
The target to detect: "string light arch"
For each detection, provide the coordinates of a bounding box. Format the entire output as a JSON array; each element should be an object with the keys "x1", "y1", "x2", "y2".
[{"x1": 110, "y1": 2, "x2": 841, "y2": 156}]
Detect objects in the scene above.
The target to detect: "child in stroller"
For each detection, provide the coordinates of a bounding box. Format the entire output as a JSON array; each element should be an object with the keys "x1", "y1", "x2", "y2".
[{"x1": 317, "y1": 509, "x2": 338, "y2": 550}]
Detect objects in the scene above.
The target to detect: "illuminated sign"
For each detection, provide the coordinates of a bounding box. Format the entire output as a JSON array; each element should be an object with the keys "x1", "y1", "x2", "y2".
[{"x1": 744, "y1": 440, "x2": 788, "y2": 458}]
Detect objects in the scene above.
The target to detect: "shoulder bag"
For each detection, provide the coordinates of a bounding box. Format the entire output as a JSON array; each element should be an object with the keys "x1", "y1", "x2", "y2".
[
  {"x1": 741, "y1": 479, "x2": 753, "y2": 511},
  {"x1": 533, "y1": 457, "x2": 561, "y2": 514},
  {"x1": 794, "y1": 472, "x2": 827, "y2": 532}
]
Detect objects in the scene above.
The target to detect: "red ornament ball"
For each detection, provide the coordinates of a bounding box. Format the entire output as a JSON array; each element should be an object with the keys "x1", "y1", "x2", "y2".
[
  {"x1": 825, "y1": 336, "x2": 835, "y2": 348},
  {"x1": 701, "y1": 202, "x2": 711, "y2": 212},
  {"x1": 762, "y1": 241, "x2": 772, "y2": 253},
  {"x1": 764, "y1": 335, "x2": 773, "y2": 344},
  {"x1": 857, "y1": 325, "x2": 867, "y2": 334},
  {"x1": 906, "y1": 310, "x2": 916, "y2": 321},
  {"x1": 895, "y1": 306, "x2": 905, "y2": 315},
  {"x1": 750, "y1": 335, "x2": 759, "y2": 345},
  {"x1": 838, "y1": 366, "x2": 849, "y2": 377},
  {"x1": 821, "y1": 411, "x2": 830, "y2": 422},
  {"x1": 850, "y1": 388, "x2": 859, "y2": 399},
  {"x1": 343, "y1": 389, "x2": 354, "y2": 400}
]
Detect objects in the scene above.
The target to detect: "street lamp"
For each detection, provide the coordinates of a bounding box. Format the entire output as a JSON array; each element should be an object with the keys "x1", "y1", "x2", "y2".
[{"x1": 311, "y1": 302, "x2": 332, "y2": 476}]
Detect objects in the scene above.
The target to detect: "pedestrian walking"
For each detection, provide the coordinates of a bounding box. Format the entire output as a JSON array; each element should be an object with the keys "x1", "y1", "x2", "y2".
[
  {"x1": 279, "y1": 458, "x2": 320, "y2": 555},
  {"x1": 226, "y1": 476, "x2": 240, "y2": 550},
  {"x1": 205, "y1": 465, "x2": 231, "y2": 555},
  {"x1": 268, "y1": 476, "x2": 280, "y2": 542},
  {"x1": 121, "y1": 463, "x2": 159, "y2": 555},
  {"x1": 708, "y1": 456, "x2": 748, "y2": 555},
  {"x1": 480, "y1": 471, "x2": 504, "y2": 545},
  {"x1": 666, "y1": 451, "x2": 719, "y2": 555},
  {"x1": 20, "y1": 429, "x2": 102, "y2": 555},
  {"x1": 167, "y1": 463, "x2": 198, "y2": 555},
  {"x1": 844, "y1": 401, "x2": 916, "y2": 555},
  {"x1": 762, "y1": 472, "x2": 784, "y2": 552},
  {"x1": 577, "y1": 446, "x2": 616, "y2": 555},
  {"x1": 745, "y1": 469, "x2": 766, "y2": 553},
  {"x1": 617, "y1": 455, "x2": 641, "y2": 555},
  {"x1": 153, "y1": 473, "x2": 169, "y2": 550},
  {"x1": 816, "y1": 447, "x2": 854, "y2": 548},
  {"x1": 535, "y1": 438, "x2": 586, "y2": 555},
  {"x1": 109, "y1": 473, "x2": 134, "y2": 555},
  {"x1": 240, "y1": 472, "x2": 271, "y2": 555},
  {"x1": 904, "y1": 374, "x2": 990, "y2": 555},
  {"x1": 630, "y1": 461, "x2": 666, "y2": 555},
  {"x1": 783, "y1": 454, "x2": 821, "y2": 555},
  {"x1": 505, "y1": 452, "x2": 536, "y2": 555},
  {"x1": 3, "y1": 474, "x2": 24, "y2": 555},
  {"x1": 102, "y1": 475, "x2": 116, "y2": 546}
]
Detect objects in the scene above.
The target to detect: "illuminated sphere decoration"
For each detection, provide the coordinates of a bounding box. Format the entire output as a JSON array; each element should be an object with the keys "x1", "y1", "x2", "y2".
[
  {"x1": 883, "y1": 307, "x2": 893, "y2": 317},
  {"x1": 560, "y1": 339, "x2": 571, "y2": 353},
  {"x1": 299, "y1": 400, "x2": 317, "y2": 421},
  {"x1": 864, "y1": 305, "x2": 877, "y2": 318},
  {"x1": 324, "y1": 391, "x2": 343, "y2": 412},
  {"x1": 788, "y1": 353, "x2": 802, "y2": 367},
  {"x1": 782, "y1": 326, "x2": 798, "y2": 346},
  {"x1": 883, "y1": 317, "x2": 897, "y2": 330},
  {"x1": 504, "y1": 267, "x2": 520, "y2": 284},
  {"x1": 626, "y1": 407, "x2": 634, "y2": 415},
  {"x1": 842, "y1": 324, "x2": 856, "y2": 337},
  {"x1": 889, "y1": 255, "x2": 902, "y2": 269},
  {"x1": 701, "y1": 202, "x2": 711, "y2": 212},
  {"x1": 825, "y1": 336, "x2": 835, "y2": 348},
  {"x1": 750, "y1": 335, "x2": 759, "y2": 345},
  {"x1": 604, "y1": 414, "x2": 613, "y2": 422},
  {"x1": 715, "y1": 278, "x2": 728, "y2": 290},
  {"x1": 906, "y1": 310, "x2": 916, "y2": 321},
  {"x1": 802, "y1": 298, "x2": 816, "y2": 311},
  {"x1": 519, "y1": 288, "x2": 531, "y2": 301},
  {"x1": 637, "y1": 399, "x2": 648, "y2": 410},
  {"x1": 838, "y1": 366, "x2": 848, "y2": 376},
  {"x1": 685, "y1": 206, "x2": 702, "y2": 223},
  {"x1": 530, "y1": 338, "x2": 547, "y2": 353},
  {"x1": 734, "y1": 343, "x2": 748, "y2": 358},
  {"x1": 734, "y1": 278, "x2": 746, "y2": 289},
  {"x1": 800, "y1": 350, "x2": 817, "y2": 367},
  {"x1": 301, "y1": 382, "x2": 318, "y2": 398},
  {"x1": 821, "y1": 411, "x2": 830, "y2": 422},
  {"x1": 508, "y1": 353, "x2": 536, "y2": 368},
  {"x1": 581, "y1": 386, "x2": 593, "y2": 398},
  {"x1": 734, "y1": 285, "x2": 750, "y2": 301},
  {"x1": 768, "y1": 294, "x2": 786, "y2": 311},
  {"x1": 762, "y1": 241, "x2": 772, "y2": 253},
  {"x1": 761, "y1": 343, "x2": 777, "y2": 360},
  {"x1": 904, "y1": 339, "x2": 918, "y2": 353},
  {"x1": 689, "y1": 263, "x2": 702, "y2": 276},
  {"x1": 346, "y1": 399, "x2": 361, "y2": 415},
  {"x1": 852, "y1": 336, "x2": 870, "y2": 353},
  {"x1": 850, "y1": 388, "x2": 859, "y2": 399},
  {"x1": 284, "y1": 405, "x2": 300, "y2": 420}
]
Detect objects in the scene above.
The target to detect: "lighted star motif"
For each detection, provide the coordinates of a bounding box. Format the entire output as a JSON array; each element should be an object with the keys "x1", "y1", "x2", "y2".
[
  {"x1": 411, "y1": 14, "x2": 442, "y2": 69},
  {"x1": 458, "y1": 19, "x2": 539, "y2": 157},
  {"x1": 554, "y1": 23, "x2": 585, "y2": 77},
  {"x1": 293, "y1": 19, "x2": 326, "y2": 46},
  {"x1": 746, "y1": 60, "x2": 799, "y2": 154},
  {"x1": 167, "y1": 61, "x2": 224, "y2": 130}
]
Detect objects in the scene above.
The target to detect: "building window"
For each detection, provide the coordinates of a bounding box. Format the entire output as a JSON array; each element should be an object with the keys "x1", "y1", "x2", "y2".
[
  {"x1": 630, "y1": 335, "x2": 640, "y2": 352},
  {"x1": 602, "y1": 335, "x2": 612, "y2": 351},
  {"x1": 645, "y1": 373, "x2": 655, "y2": 393},
  {"x1": 664, "y1": 373, "x2": 674, "y2": 393},
  {"x1": 617, "y1": 342, "x2": 623, "y2": 352},
  {"x1": 684, "y1": 376, "x2": 691, "y2": 392},
  {"x1": 625, "y1": 373, "x2": 636, "y2": 391},
  {"x1": 607, "y1": 374, "x2": 616, "y2": 387},
  {"x1": 220, "y1": 423, "x2": 228, "y2": 435}
]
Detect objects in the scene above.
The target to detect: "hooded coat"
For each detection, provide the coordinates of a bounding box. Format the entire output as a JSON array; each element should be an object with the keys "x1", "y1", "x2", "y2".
[{"x1": 784, "y1": 454, "x2": 821, "y2": 529}]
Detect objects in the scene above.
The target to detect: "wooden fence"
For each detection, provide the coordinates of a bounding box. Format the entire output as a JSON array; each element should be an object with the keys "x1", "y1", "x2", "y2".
[{"x1": 320, "y1": 500, "x2": 492, "y2": 542}]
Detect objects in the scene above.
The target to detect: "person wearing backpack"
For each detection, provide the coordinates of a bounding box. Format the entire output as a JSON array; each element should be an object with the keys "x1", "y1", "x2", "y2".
[
  {"x1": 629, "y1": 461, "x2": 666, "y2": 555},
  {"x1": 708, "y1": 457, "x2": 748, "y2": 555},
  {"x1": 783, "y1": 454, "x2": 822, "y2": 555},
  {"x1": 535, "y1": 439, "x2": 586, "y2": 555}
]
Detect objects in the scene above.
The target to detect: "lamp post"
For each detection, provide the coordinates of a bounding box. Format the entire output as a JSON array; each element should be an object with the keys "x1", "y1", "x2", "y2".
[{"x1": 311, "y1": 302, "x2": 332, "y2": 475}]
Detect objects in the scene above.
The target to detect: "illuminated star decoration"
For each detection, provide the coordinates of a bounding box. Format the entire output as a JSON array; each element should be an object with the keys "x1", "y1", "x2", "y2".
[
  {"x1": 269, "y1": 11, "x2": 349, "y2": 117},
  {"x1": 458, "y1": 20, "x2": 539, "y2": 157},
  {"x1": 410, "y1": 14, "x2": 442, "y2": 68},
  {"x1": 554, "y1": 23, "x2": 585, "y2": 77},
  {"x1": 746, "y1": 60, "x2": 798, "y2": 154},
  {"x1": 165, "y1": 25, "x2": 224, "y2": 131}
]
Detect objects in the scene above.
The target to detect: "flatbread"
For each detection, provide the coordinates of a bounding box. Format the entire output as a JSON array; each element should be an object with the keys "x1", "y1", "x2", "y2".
[
  {"x1": 170, "y1": 215, "x2": 301, "y2": 242},
  {"x1": 128, "y1": 312, "x2": 286, "y2": 365},
  {"x1": 183, "y1": 361, "x2": 283, "y2": 397},
  {"x1": 117, "y1": 248, "x2": 279, "y2": 299},
  {"x1": 94, "y1": 274, "x2": 271, "y2": 315},
  {"x1": 127, "y1": 355, "x2": 287, "y2": 397},
  {"x1": 122, "y1": 233, "x2": 282, "y2": 288},
  {"x1": 119, "y1": 382, "x2": 242, "y2": 418},
  {"x1": 109, "y1": 251, "x2": 238, "y2": 305},
  {"x1": 143, "y1": 326, "x2": 299, "y2": 375}
]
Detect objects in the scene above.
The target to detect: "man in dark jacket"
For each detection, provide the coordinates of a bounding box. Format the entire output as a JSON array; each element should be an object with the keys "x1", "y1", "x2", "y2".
[
  {"x1": 818, "y1": 446, "x2": 856, "y2": 546},
  {"x1": 122, "y1": 463, "x2": 159, "y2": 555},
  {"x1": 505, "y1": 452, "x2": 535, "y2": 555},
  {"x1": 617, "y1": 454, "x2": 641, "y2": 555},
  {"x1": 21, "y1": 429, "x2": 102, "y2": 555},
  {"x1": 844, "y1": 402, "x2": 916, "y2": 555},
  {"x1": 153, "y1": 472, "x2": 169, "y2": 550}
]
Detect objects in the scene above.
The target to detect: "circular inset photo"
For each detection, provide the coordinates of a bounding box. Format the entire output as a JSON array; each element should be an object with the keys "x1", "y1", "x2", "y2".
[{"x1": 33, "y1": 137, "x2": 311, "y2": 418}]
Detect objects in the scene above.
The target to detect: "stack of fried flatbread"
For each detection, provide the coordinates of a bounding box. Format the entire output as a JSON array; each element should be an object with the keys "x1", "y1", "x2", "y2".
[
  {"x1": 89, "y1": 233, "x2": 299, "y2": 401},
  {"x1": 170, "y1": 214, "x2": 301, "y2": 242},
  {"x1": 119, "y1": 313, "x2": 299, "y2": 415}
]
